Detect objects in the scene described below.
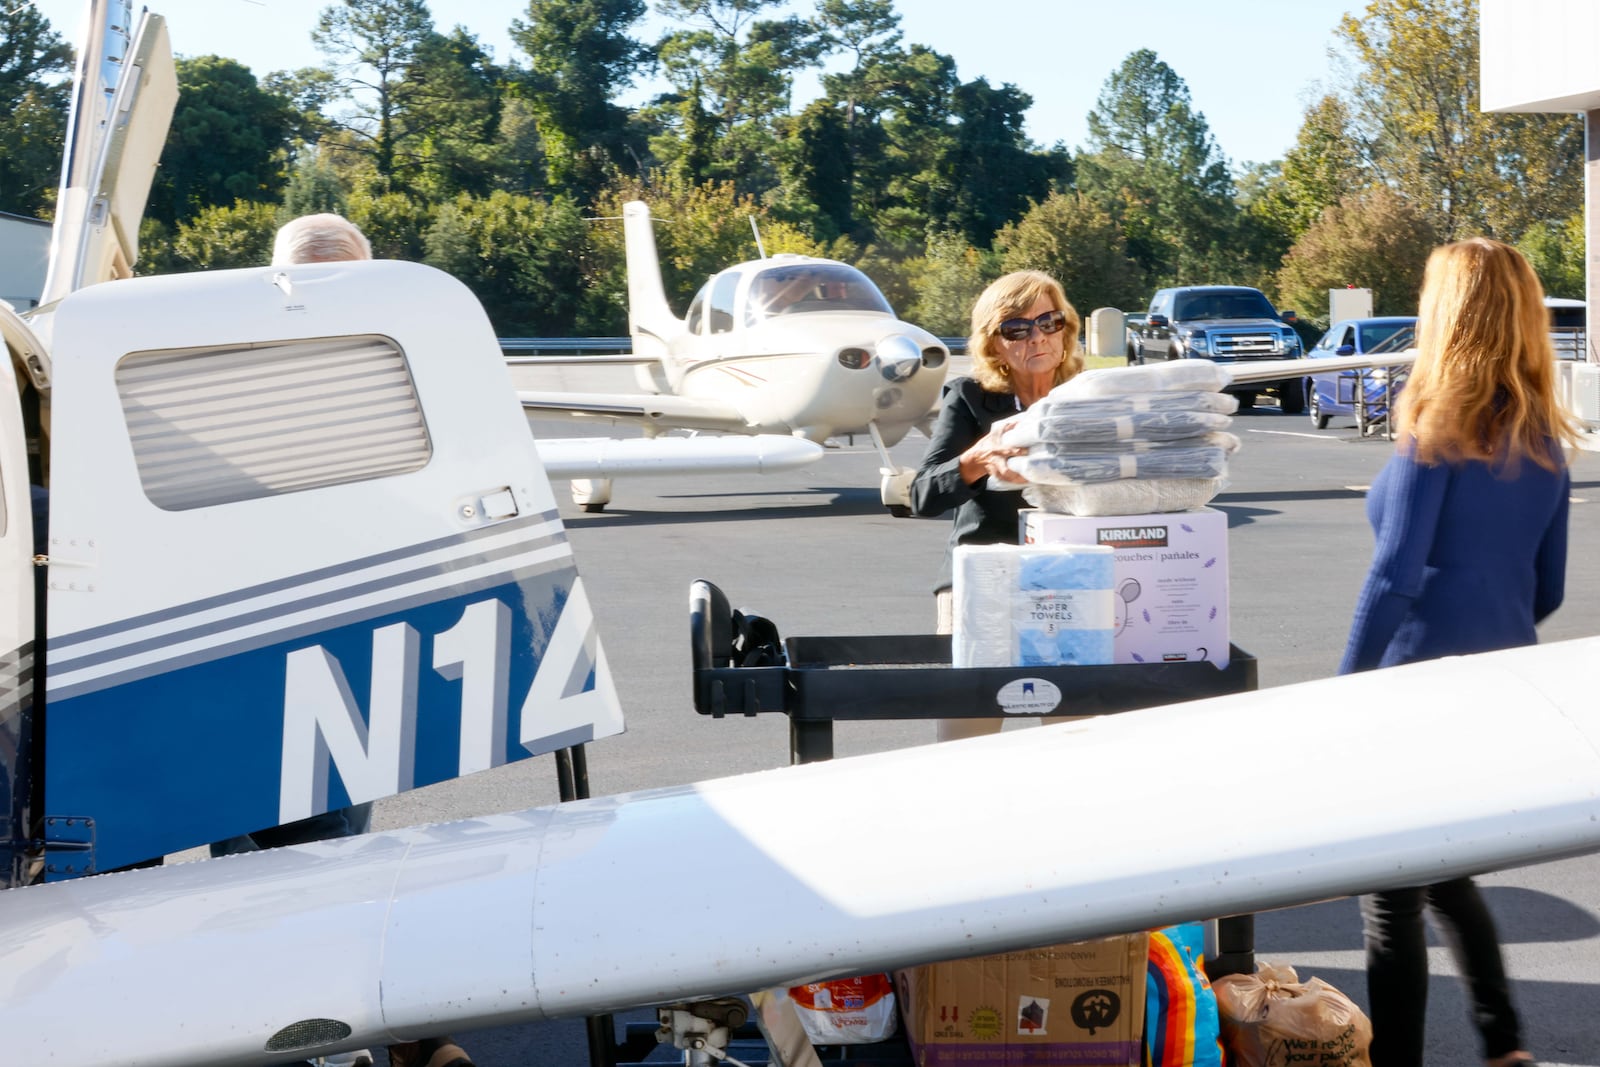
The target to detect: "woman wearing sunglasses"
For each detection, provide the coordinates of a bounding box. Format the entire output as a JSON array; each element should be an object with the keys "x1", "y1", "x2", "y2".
[{"x1": 908, "y1": 270, "x2": 1082, "y2": 741}]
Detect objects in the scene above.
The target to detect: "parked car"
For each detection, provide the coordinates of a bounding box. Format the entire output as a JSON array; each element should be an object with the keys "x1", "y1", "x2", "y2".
[
  {"x1": 1123, "y1": 313, "x2": 1147, "y2": 364},
  {"x1": 1547, "y1": 296, "x2": 1586, "y2": 360},
  {"x1": 1130, "y1": 285, "x2": 1305, "y2": 412},
  {"x1": 1303, "y1": 317, "x2": 1417, "y2": 431}
]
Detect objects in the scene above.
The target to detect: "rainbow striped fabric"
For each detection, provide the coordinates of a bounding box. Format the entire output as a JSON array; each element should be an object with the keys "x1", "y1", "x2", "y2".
[{"x1": 1144, "y1": 924, "x2": 1225, "y2": 1067}]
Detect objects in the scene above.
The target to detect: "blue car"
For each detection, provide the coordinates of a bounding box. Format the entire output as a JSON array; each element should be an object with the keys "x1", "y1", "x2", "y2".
[{"x1": 1303, "y1": 317, "x2": 1417, "y2": 431}]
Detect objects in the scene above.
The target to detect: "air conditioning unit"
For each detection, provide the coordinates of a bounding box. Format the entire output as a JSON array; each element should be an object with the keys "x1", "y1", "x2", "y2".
[{"x1": 1570, "y1": 361, "x2": 1600, "y2": 429}]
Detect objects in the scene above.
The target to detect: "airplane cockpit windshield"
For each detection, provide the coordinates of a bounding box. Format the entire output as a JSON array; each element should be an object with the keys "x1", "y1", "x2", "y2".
[{"x1": 744, "y1": 263, "x2": 893, "y2": 325}]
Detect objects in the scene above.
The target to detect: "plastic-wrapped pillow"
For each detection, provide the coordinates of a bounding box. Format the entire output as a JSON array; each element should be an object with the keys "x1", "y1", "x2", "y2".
[
  {"x1": 1051, "y1": 361, "x2": 1231, "y2": 400},
  {"x1": 1022, "y1": 477, "x2": 1228, "y2": 515},
  {"x1": 1008, "y1": 445, "x2": 1231, "y2": 485},
  {"x1": 1022, "y1": 431, "x2": 1241, "y2": 457},
  {"x1": 1004, "y1": 408, "x2": 1233, "y2": 447},
  {"x1": 1035, "y1": 391, "x2": 1239, "y2": 418}
]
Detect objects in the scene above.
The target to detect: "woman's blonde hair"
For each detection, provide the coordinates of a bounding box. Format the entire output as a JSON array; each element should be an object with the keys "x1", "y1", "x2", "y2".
[
  {"x1": 1398, "y1": 237, "x2": 1577, "y2": 470},
  {"x1": 967, "y1": 270, "x2": 1082, "y2": 394}
]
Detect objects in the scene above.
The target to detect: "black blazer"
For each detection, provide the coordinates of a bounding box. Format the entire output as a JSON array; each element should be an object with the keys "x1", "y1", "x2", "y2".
[{"x1": 908, "y1": 376, "x2": 1026, "y2": 592}]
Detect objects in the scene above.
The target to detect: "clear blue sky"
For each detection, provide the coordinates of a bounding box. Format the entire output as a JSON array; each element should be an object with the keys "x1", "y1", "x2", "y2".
[{"x1": 30, "y1": 0, "x2": 1360, "y2": 167}]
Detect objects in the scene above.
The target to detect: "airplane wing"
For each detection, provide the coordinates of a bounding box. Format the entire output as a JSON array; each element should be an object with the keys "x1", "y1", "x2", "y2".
[
  {"x1": 5, "y1": 634, "x2": 1600, "y2": 1066},
  {"x1": 536, "y1": 434, "x2": 823, "y2": 478},
  {"x1": 1223, "y1": 350, "x2": 1416, "y2": 386},
  {"x1": 519, "y1": 389, "x2": 752, "y2": 434}
]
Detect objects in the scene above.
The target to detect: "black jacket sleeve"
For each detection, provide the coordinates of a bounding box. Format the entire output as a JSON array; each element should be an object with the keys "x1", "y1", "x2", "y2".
[{"x1": 908, "y1": 378, "x2": 985, "y2": 517}]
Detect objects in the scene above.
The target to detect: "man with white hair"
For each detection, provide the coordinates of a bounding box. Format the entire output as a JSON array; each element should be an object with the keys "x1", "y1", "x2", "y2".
[
  {"x1": 271, "y1": 212, "x2": 374, "y2": 266},
  {"x1": 212, "y1": 213, "x2": 476, "y2": 1067}
]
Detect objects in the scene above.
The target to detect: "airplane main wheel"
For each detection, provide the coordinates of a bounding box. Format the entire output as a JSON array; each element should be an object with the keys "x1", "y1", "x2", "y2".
[
  {"x1": 888, "y1": 505, "x2": 912, "y2": 518},
  {"x1": 583, "y1": 501, "x2": 606, "y2": 513}
]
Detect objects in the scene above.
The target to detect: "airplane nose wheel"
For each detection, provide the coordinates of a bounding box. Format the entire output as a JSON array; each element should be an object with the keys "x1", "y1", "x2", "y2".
[
  {"x1": 868, "y1": 422, "x2": 914, "y2": 518},
  {"x1": 655, "y1": 999, "x2": 754, "y2": 1066}
]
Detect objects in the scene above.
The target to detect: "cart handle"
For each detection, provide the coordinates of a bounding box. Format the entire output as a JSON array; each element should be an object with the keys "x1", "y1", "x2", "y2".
[{"x1": 689, "y1": 579, "x2": 734, "y2": 674}]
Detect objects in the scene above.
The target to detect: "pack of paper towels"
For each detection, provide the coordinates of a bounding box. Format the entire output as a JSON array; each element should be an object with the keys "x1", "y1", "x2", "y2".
[{"x1": 952, "y1": 543, "x2": 1116, "y2": 667}]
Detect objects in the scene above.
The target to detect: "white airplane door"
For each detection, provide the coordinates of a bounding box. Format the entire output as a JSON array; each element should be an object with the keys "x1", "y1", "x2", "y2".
[
  {"x1": 0, "y1": 315, "x2": 38, "y2": 886},
  {"x1": 40, "y1": 261, "x2": 624, "y2": 874}
]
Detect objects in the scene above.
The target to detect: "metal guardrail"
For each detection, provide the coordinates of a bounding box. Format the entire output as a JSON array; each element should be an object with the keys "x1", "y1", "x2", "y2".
[{"x1": 499, "y1": 337, "x2": 971, "y2": 356}]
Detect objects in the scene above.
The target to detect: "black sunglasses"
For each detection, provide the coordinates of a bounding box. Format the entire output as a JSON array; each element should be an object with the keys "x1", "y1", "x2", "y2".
[{"x1": 998, "y1": 310, "x2": 1067, "y2": 341}]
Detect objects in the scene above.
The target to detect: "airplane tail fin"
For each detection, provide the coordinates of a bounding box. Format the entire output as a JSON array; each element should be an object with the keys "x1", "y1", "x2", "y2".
[{"x1": 622, "y1": 202, "x2": 677, "y2": 364}]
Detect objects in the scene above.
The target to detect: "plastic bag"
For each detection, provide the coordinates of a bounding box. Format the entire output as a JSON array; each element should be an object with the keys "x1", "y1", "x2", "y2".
[
  {"x1": 1034, "y1": 390, "x2": 1240, "y2": 418},
  {"x1": 1145, "y1": 923, "x2": 1224, "y2": 1067},
  {"x1": 784, "y1": 974, "x2": 898, "y2": 1045},
  {"x1": 1211, "y1": 963, "x2": 1372, "y2": 1067},
  {"x1": 1051, "y1": 361, "x2": 1232, "y2": 400},
  {"x1": 1009, "y1": 445, "x2": 1231, "y2": 485},
  {"x1": 1004, "y1": 409, "x2": 1234, "y2": 447},
  {"x1": 1022, "y1": 478, "x2": 1228, "y2": 515}
]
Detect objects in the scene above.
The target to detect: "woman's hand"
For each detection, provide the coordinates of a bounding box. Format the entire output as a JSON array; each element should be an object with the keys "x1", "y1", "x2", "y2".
[{"x1": 958, "y1": 419, "x2": 1028, "y2": 485}]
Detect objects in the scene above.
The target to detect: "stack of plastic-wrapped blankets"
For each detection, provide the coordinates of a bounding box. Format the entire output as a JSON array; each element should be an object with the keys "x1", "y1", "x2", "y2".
[{"x1": 1000, "y1": 361, "x2": 1239, "y2": 515}]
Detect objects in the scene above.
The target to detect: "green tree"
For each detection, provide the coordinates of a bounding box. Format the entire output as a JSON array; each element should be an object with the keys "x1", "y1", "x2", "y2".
[
  {"x1": 344, "y1": 186, "x2": 432, "y2": 259},
  {"x1": 1077, "y1": 50, "x2": 1236, "y2": 285},
  {"x1": 0, "y1": 4, "x2": 72, "y2": 217},
  {"x1": 510, "y1": 0, "x2": 649, "y2": 200},
  {"x1": 1517, "y1": 213, "x2": 1585, "y2": 300},
  {"x1": 281, "y1": 149, "x2": 348, "y2": 218},
  {"x1": 933, "y1": 78, "x2": 1068, "y2": 247},
  {"x1": 1274, "y1": 187, "x2": 1438, "y2": 323},
  {"x1": 849, "y1": 43, "x2": 959, "y2": 244},
  {"x1": 401, "y1": 27, "x2": 505, "y2": 198},
  {"x1": 994, "y1": 192, "x2": 1145, "y2": 316},
  {"x1": 150, "y1": 56, "x2": 294, "y2": 226},
  {"x1": 906, "y1": 230, "x2": 995, "y2": 336},
  {"x1": 770, "y1": 98, "x2": 853, "y2": 240},
  {"x1": 1334, "y1": 0, "x2": 1581, "y2": 242},
  {"x1": 159, "y1": 201, "x2": 280, "y2": 272},
  {"x1": 422, "y1": 191, "x2": 590, "y2": 334},
  {"x1": 1248, "y1": 95, "x2": 1365, "y2": 247},
  {"x1": 649, "y1": 0, "x2": 823, "y2": 194},
  {"x1": 312, "y1": 0, "x2": 435, "y2": 186}
]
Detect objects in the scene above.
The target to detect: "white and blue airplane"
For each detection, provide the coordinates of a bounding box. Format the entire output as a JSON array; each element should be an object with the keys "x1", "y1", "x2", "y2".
[{"x1": 1, "y1": 6, "x2": 1592, "y2": 1067}]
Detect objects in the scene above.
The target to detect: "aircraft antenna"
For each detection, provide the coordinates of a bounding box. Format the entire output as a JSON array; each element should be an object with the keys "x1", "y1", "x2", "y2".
[{"x1": 749, "y1": 216, "x2": 767, "y2": 259}]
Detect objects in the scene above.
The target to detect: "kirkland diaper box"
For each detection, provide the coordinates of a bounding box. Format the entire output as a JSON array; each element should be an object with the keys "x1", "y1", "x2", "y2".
[
  {"x1": 1020, "y1": 507, "x2": 1230, "y2": 669},
  {"x1": 896, "y1": 934, "x2": 1149, "y2": 1067}
]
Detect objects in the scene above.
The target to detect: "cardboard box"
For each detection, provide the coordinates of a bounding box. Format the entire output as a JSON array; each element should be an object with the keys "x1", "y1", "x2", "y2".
[
  {"x1": 1020, "y1": 508, "x2": 1230, "y2": 669},
  {"x1": 896, "y1": 934, "x2": 1150, "y2": 1067}
]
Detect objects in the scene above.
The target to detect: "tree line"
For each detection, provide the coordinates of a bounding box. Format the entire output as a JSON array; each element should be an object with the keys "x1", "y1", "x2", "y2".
[{"x1": 0, "y1": 0, "x2": 1582, "y2": 336}]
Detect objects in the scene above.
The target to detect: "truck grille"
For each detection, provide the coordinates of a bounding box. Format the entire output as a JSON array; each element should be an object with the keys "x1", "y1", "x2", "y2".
[{"x1": 1212, "y1": 332, "x2": 1283, "y2": 357}]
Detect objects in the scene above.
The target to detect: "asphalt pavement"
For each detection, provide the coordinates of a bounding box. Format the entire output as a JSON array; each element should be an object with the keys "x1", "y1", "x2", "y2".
[{"x1": 351, "y1": 378, "x2": 1600, "y2": 1067}]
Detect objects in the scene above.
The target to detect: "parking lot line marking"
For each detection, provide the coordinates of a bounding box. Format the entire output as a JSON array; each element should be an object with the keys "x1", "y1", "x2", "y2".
[{"x1": 1246, "y1": 429, "x2": 1341, "y2": 440}]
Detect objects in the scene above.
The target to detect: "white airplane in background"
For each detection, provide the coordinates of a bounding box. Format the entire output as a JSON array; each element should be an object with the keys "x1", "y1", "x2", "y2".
[{"x1": 514, "y1": 201, "x2": 950, "y2": 512}]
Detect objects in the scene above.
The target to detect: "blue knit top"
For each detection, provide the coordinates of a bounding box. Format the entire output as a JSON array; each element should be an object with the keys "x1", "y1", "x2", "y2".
[{"x1": 1339, "y1": 443, "x2": 1569, "y2": 674}]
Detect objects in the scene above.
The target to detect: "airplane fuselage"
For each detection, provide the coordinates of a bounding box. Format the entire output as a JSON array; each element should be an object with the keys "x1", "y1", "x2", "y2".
[{"x1": 667, "y1": 310, "x2": 947, "y2": 445}]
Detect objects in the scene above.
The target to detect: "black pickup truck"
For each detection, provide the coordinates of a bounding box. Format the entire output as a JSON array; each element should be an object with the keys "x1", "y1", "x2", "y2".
[{"x1": 1129, "y1": 285, "x2": 1306, "y2": 413}]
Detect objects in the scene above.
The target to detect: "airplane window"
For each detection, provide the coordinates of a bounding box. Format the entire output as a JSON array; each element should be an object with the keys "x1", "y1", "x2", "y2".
[
  {"x1": 686, "y1": 282, "x2": 710, "y2": 334},
  {"x1": 116, "y1": 335, "x2": 432, "y2": 511},
  {"x1": 745, "y1": 263, "x2": 893, "y2": 325},
  {"x1": 709, "y1": 271, "x2": 740, "y2": 334}
]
